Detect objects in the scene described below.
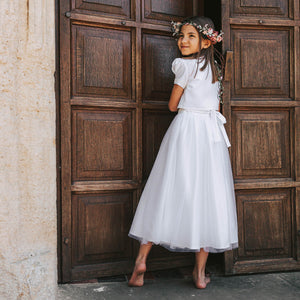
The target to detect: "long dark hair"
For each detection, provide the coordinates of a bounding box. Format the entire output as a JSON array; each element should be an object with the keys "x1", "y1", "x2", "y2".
[{"x1": 179, "y1": 16, "x2": 224, "y2": 84}]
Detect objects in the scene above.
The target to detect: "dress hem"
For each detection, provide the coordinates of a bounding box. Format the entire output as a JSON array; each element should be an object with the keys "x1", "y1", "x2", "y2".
[{"x1": 129, "y1": 233, "x2": 238, "y2": 254}]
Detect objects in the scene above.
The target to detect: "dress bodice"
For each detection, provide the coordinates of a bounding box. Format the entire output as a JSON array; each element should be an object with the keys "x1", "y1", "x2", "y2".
[{"x1": 172, "y1": 58, "x2": 220, "y2": 111}]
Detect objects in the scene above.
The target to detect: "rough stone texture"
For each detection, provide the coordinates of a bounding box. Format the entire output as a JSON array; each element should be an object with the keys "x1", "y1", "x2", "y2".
[{"x1": 0, "y1": 1, "x2": 57, "y2": 299}]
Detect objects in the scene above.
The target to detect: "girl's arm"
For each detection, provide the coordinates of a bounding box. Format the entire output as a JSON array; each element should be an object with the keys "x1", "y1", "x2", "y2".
[{"x1": 168, "y1": 84, "x2": 184, "y2": 112}]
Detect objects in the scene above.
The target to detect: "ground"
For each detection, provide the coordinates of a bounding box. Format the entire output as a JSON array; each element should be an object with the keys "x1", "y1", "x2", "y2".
[{"x1": 58, "y1": 268, "x2": 300, "y2": 300}]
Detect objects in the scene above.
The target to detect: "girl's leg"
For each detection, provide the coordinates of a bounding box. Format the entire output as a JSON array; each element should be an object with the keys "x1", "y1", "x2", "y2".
[
  {"x1": 128, "y1": 242, "x2": 153, "y2": 287},
  {"x1": 193, "y1": 248, "x2": 210, "y2": 289}
]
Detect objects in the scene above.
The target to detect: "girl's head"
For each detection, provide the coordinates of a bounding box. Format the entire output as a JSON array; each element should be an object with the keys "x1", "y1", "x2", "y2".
[
  {"x1": 176, "y1": 24, "x2": 207, "y2": 57},
  {"x1": 171, "y1": 16, "x2": 224, "y2": 83}
]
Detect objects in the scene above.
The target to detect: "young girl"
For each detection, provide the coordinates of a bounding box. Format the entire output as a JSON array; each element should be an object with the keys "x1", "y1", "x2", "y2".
[{"x1": 128, "y1": 16, "x2": 238, "y2": 289}]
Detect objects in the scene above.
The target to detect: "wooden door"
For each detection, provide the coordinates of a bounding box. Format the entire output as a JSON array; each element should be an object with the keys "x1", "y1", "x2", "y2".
[
  {"x1": 59, "y1": 0, "x2": 203, "y2": 282},
  {"x1": 222, "y1": 0, "x2": 300, "y2": 274}
]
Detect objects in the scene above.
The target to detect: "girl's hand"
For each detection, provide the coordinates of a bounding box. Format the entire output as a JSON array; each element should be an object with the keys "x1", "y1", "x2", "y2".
[{"x1": 168, "y1": 84, "x2": 184, "y2": 112}]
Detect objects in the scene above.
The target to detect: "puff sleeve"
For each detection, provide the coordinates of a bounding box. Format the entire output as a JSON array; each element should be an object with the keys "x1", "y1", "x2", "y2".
[{"x1": 172, "y1": 58, "x2": 189, "y2": 89}]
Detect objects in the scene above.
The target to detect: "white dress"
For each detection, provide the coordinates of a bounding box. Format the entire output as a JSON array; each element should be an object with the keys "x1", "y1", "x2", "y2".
[{"x1": 129, "y1": 58, "x2": 238, "y2": 253}]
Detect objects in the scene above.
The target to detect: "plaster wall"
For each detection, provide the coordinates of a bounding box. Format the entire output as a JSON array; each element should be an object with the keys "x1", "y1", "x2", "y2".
[{"x1": 0, "y1": 1, "x2": 57, "y2": 299}]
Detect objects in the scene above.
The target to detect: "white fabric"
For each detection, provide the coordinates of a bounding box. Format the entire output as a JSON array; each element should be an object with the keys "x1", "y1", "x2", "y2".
[
  {"x1": 129, "y1": 58, "x2": 238, "y2": 253},
  {"x1": 173, "y1": 58, "x2": 220, "y2": 111}
]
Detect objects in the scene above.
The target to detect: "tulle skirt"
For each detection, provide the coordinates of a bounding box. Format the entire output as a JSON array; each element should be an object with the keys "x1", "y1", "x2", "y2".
[{"x1": 129, "y1": 109, "x2": 238, "y2": 253}]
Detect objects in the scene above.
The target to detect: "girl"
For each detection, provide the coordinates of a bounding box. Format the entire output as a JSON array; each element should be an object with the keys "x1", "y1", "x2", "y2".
[{"x1": 128, "y1": 16, "x2": 238, "y2": 289}]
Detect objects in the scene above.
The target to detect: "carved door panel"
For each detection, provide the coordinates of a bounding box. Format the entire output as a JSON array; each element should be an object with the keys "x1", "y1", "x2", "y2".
[
  {"x1": 222, "y1": 0, "x2": 300, "y2": 274},
  {"x1": 60, "y1": 0, "x2": 203, "y2": 282}
]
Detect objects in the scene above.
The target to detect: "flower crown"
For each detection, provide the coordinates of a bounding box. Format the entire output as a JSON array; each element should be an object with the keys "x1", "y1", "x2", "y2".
[{"x1": 171, "y1": 21, "x2": 224, "y2": 44}]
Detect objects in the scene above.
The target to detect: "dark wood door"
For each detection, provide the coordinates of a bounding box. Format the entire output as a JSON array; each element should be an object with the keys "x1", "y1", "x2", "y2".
[
  {"x1": 59, "y1": 0, "x2": 203, "y2": 282},
  {"x1": 222, "y1": 0, "x2": 300, "y2": 274}
]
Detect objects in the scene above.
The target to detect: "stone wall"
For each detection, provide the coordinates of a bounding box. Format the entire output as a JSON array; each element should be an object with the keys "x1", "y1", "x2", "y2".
[{"x1": 0, "y1": 1, "x2": 57, "y2": 299}]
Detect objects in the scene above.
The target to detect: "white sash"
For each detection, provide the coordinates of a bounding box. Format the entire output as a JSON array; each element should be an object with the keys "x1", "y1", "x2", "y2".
[{"x1": 178, "y1": 108, "x2": 231, "y2": 148}]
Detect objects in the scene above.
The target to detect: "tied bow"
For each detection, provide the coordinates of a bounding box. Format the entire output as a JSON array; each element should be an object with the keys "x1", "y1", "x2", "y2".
[{"x1": 209, "y1": 110, "x2": 231, "y2": 148}]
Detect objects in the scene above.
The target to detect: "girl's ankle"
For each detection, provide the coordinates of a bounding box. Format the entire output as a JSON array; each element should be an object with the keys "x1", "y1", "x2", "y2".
[{"x1": 193, "y1": 267, "x2": 205, "y2": 275}]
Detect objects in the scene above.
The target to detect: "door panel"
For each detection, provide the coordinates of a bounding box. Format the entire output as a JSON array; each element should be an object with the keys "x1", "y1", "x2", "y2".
[
  {"x1": 222, "y1": 0, "x2": 300, "y2": 274},
  {"x1": 142, "y1": 31, "x2": 177, "y2": 101},
  {"x1": 72, "y1": 192, "x2": 133, "y2": 265},
  {"x1": 72, "y1": 25, "x2": 132, "y2": 99},
  {"x1": 236, "y1": 189, "x2": 292, "y2": 259},
  {"x1": 60, "y1": 0, "x2": 201, "y2": 282},
  {"x1": 231, "y1": 0, "x2": 290, "y2": 18},
  {"x1": 232, "y1": 109, "x2": 291, "y2": 178},
  {"x1": 143, "y1": 0, "x2": 194, "y2": 22},
  {"x1": 74, "y1": 0, "x2": 131, "y2": 18},
  {"x1": 232, "y1": 28, "x2": 290, "y2": 98},
  {"x1": 72, "y1": 109, "x2": 133, "y2": 180}
]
